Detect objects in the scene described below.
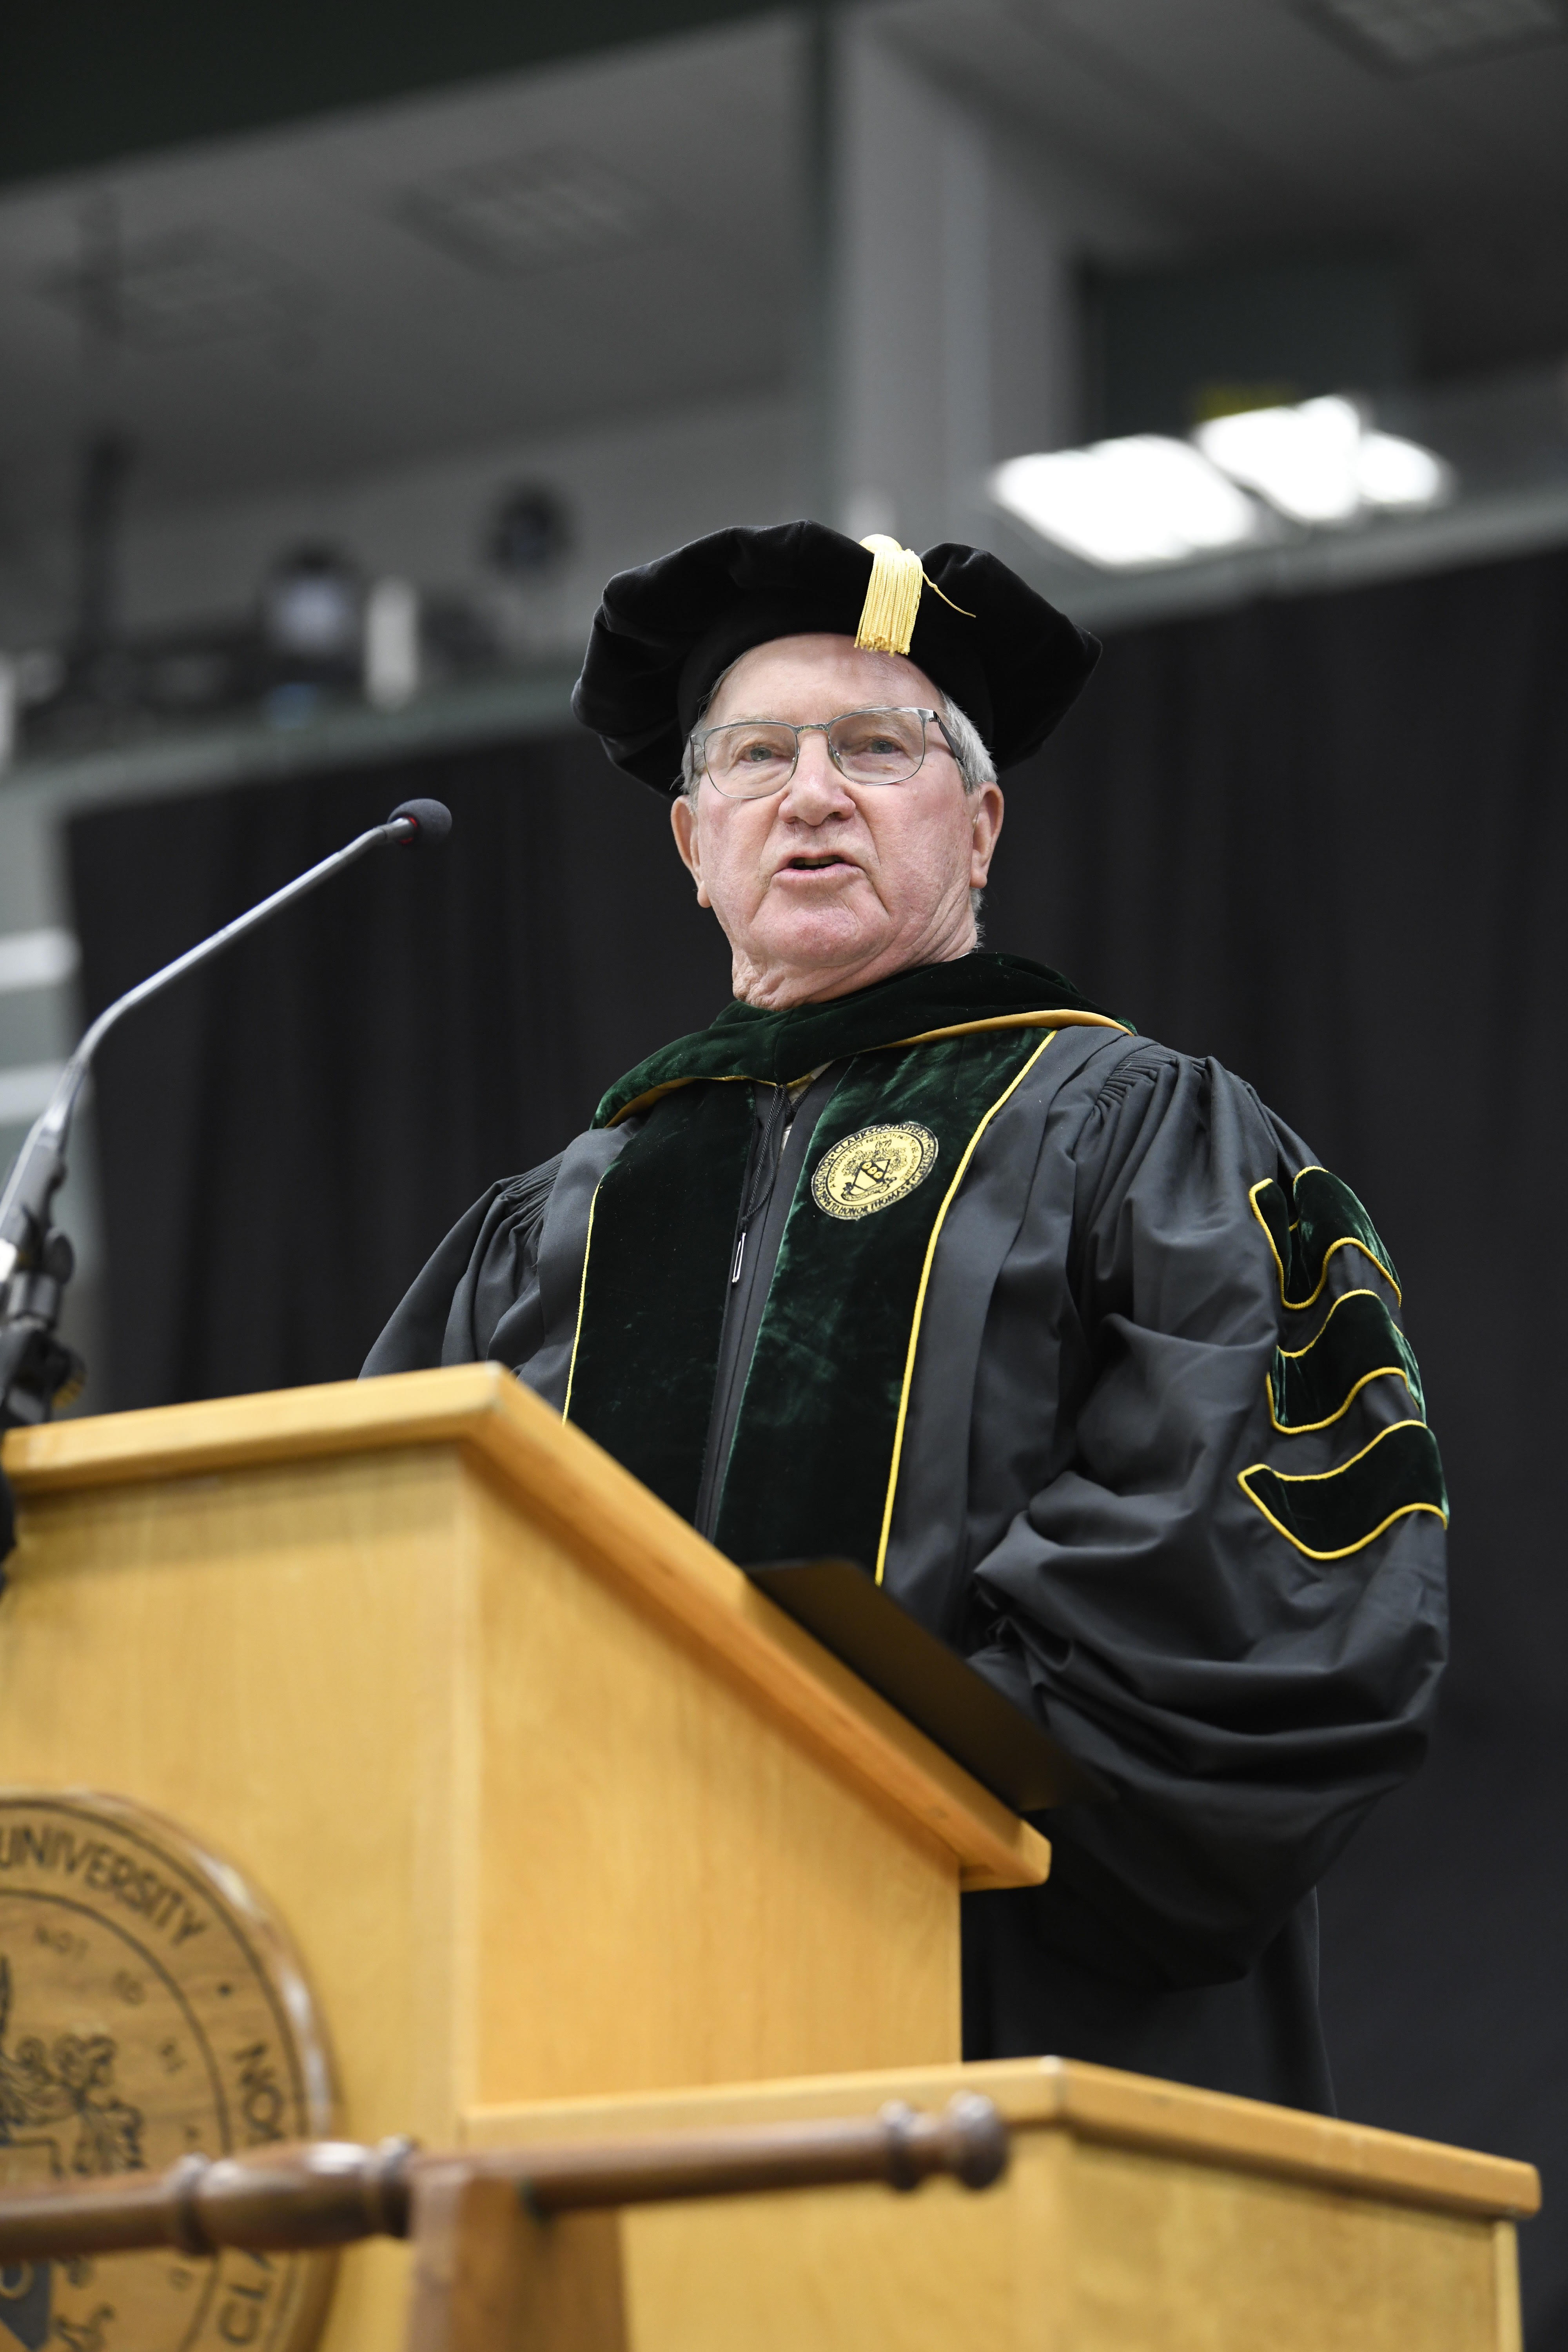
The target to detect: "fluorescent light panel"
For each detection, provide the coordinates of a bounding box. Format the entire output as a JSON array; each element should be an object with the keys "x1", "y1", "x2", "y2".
[
  {"x1": 1356, "y1": 430, "x2": 1452, "y2": 506},
  {"x1": 395, "y1": 151, "x2": 659, "y2": 275},
  {"x1": 990, "y1": 439, "x2": 1264, "y2": 570},
  {"x1": 38, "y1": 230, "x2": 302, "y2": 350},
  {"x1": 1196, "y1": 397, "x2": 1451, "y2": 523},
  {"x1": 993, "y1": 401, "x2": 1451, "y2": 570}
]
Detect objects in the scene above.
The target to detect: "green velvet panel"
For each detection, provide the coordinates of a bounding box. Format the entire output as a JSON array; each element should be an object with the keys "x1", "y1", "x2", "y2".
[
  {"x1": 1252, "y1": 1164, "x2": 1401, "y2": 1308},
  {"x1": 593, "y1": 951, "x2": 1116, "y2": 1125},
  {"x1": 1270, "y1": 1287, "x2": 1426, "y2": 1431},
  {"x1": 714, "y1": 1027, "x2": 1051, "y2": 1573},
  {"x1": 565, "y1": 1079, "x2": 754, "y2": 1521},
  {"x1": 1240, "y1": 1421, "x2": 1448, "y2": 1560}
]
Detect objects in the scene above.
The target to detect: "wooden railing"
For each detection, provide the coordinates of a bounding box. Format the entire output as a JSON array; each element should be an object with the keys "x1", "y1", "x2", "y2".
[{"x1": 0, "y1": 2094, "x2": 1006, "y2": 2352}]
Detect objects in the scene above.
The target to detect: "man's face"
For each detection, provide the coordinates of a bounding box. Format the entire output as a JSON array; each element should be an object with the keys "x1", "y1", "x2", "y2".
[{"x1": 669, "y1": 635, "x2": 1004, "y2": 1009}]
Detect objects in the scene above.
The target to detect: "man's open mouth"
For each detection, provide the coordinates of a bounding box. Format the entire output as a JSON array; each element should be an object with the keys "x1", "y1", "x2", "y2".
[{"x1": 779, "y1": 853, "x2": 858, "y2": 874}]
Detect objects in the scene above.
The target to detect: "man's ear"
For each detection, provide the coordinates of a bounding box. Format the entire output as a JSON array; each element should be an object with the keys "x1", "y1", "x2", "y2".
[
  {"x1": 670, "y1": 794, "x2": 711, "y2": 906},
  {"x1": 969, "y1": 782, "x2": 1004, "y2": 889}
]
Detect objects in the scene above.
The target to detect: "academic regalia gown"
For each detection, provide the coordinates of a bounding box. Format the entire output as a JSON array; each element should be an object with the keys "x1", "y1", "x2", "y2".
[{"x1": 364, "y1": 954, "x2": 1448, "y2": 2114}]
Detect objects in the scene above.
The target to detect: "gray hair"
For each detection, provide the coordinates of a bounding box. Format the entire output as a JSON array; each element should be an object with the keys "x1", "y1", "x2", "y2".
[{"x1": 679, "y1": 679, "x2": 996, "y2": 924}]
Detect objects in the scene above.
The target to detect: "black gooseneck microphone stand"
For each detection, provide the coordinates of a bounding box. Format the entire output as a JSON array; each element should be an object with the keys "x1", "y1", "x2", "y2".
[{"x1": 0, "y1": 797, "x2": 452, "y2": 1559}]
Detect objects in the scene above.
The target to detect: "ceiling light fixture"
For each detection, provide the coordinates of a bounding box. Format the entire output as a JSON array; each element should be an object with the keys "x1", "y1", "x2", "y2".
[
  {"x1": 395, "y1": 151, "x2": 660, "y2": 276},
  {"x1": 37, "y1": 229, "x2": 304, "y2": 351},
  {"x1": 1355, "y1": 429, "x2": 1452, "y2": 506},
  {"x1": 1291, "y1": 0, "x2": 1565, "y2": 73},
  {"x1": 989, "y1": 438, "x2": 1265, "y2": 570},
  {"x1": 1196, "y1": 396, "x2": 1451, "y2": 523}
]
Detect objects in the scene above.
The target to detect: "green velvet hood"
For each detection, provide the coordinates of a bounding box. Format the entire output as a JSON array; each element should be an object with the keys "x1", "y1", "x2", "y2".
[{"x1": 593, "y1": 953, "x2": 1122, "y2": 1128}]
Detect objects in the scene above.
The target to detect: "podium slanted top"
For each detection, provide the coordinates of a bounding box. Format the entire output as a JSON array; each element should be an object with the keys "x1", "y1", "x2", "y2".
[{"x1": 3, "y1": 1362, "x2": 1051, "y2": 1893}]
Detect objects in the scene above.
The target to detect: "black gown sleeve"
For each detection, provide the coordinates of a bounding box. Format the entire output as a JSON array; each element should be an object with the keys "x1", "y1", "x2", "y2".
[
  {"x1": 361, "y1": 1155, "x2": 563, "y2": 1376},
  {"x1": 967, "y1": 1045, "x2": 1448, "y2": 1990}
]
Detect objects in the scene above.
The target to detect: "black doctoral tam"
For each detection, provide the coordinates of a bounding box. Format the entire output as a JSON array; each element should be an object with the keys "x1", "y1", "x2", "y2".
[{"x1": 571, "y1": 519, "x2": 1100, "y2": 793}]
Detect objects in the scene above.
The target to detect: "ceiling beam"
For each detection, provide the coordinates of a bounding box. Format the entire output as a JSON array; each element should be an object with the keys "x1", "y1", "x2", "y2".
[{"x1": 2, "y1": 0, "x2": 790, "y2": 190}]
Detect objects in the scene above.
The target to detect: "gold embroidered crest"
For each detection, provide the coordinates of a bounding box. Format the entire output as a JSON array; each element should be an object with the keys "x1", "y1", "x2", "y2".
[{"x1": 811, "y1": 1123, "x2": 939, "y2": 1221}]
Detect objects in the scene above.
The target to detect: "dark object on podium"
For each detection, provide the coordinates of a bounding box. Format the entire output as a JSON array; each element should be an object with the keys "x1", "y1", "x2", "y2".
[{"x1": 745, "y1": 1559, "x2": 1102, "y2": 1812}]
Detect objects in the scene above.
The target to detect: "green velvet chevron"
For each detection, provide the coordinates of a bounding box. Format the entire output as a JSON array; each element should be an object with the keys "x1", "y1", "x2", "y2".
[
  {"x1": 1240, "y1": 1422, "x2": 1448, "y2": 1561},
  {"x1": 1249, "y1": 1164, "x2": 1401, "y2": 1308},
  {"x1": 1269, "y1": 1287, "x2": 1425, "y2": 1432},
  {"x1": 1241, "y1": 1163, "x2": 1445, "y2": 1558}
]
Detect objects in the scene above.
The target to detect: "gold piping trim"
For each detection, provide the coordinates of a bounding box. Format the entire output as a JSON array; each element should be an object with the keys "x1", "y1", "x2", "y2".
[
  {"x1": 1237, "y1": 1419, "x2": 1448, "y2": 1562},
  {"x1": 873, "y1": 1031, "x2": 1059, "y2": 1583},
  {"x1": 1276, "y1": 1285, "x2": 1384, "y2": 1359},
  {"x1": 606, "y1": 1073, "x2": 753, "y2": 1128},
  {"x1": 604, "y1": 1010, "x2": 1127, "y2": 1126},
  {"x1": 1248, "y1": 1174, "x2": 1402, "y2": 1309},
  {"x1": 1267, "y1": 1286, "x2": 1417, "y2": 1435},
  {"x1": 561, "y1": 1176, "x2": 606, "y2": 1423},
  {"x1": 1267, "y1": 1363, "x2": 1415, "y2": 1436},
  {"x1": 886, "y1": 1010, "x2": 1131, "y2": 1048}
]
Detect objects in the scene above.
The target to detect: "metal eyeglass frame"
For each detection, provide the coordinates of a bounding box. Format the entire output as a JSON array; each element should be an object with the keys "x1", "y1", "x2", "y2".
[{"x1": 695, "y1": 705, "x2": 961, "y2": 799}]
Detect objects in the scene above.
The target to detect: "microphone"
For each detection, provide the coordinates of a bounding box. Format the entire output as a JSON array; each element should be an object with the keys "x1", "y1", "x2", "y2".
[
  {"x1": 0, "y1": 798, "x2": 452, "y2": 1432},
  {"x1": 385, "y1": 798, "x2": 451, "y2": 845}
]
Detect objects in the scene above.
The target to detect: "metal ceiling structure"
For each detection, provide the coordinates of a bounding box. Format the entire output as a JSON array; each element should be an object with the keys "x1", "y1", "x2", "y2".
[
  {"x1": 0, "y1": 0, "x2": 787, "y2": 189},
  {"x1": 0, "y1": 20, "x2": 802, "y2": 535},
  {"x1": 2, "y1": 0, "x2": 1564, "y2": 553},
  {"x1": 892, "y1": 0, "x2": 1568, "y2": 378}
]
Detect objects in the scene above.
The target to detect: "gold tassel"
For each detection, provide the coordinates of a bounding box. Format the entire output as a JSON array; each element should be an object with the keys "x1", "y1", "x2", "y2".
[
  {"x1": 853, "y1": 534, "x2": 975, "y2": 653},
  {"x1": 854, "y1": 535, "x2": 925, "y2": 655}
]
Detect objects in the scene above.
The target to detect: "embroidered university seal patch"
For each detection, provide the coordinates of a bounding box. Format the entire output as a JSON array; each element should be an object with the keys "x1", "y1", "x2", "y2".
[{"x1": 811, "y1": 1123, "x2": 939, "y2": 1221}]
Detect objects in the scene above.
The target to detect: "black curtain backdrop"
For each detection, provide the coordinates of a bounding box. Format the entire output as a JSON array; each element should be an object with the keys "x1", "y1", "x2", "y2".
[{"x1": 69, "y1": 546, "x2": 1568, "y2": 2340}]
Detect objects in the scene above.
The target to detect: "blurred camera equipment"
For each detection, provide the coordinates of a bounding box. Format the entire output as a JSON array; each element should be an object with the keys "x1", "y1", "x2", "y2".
[{"x1": 486, "y1": 484, "x2": 571, "y2": 578}]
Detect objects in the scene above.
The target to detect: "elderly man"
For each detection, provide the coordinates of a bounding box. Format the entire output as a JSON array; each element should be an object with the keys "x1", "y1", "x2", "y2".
[{"x1": 366, "y1": 521, "x2": 1447, "y2": 2113}]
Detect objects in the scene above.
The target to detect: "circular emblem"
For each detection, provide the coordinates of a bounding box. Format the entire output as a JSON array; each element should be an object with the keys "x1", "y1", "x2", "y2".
[
  {"x1": 0, "y1": 1793, "x2": 338, "y2": 2352},
  {"x1": 811, "y1": 1123, "x2": 940, "y2": 1221}
]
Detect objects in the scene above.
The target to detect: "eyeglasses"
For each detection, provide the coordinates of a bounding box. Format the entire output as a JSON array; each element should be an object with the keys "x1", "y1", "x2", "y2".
[{"x1": 696, "y1": 706, "x2": 958, "y2": 800}]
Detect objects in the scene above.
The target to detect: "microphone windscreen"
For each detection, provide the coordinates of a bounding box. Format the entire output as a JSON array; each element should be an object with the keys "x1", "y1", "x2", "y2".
[{"x1": 388, "y1": 798, "x2": 453, "y2": 844}]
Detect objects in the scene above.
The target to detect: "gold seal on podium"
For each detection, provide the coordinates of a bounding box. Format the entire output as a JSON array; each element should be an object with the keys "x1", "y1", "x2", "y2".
[{"x1": 0, "y1": 1793, "x2": 337, "y2": 2352}]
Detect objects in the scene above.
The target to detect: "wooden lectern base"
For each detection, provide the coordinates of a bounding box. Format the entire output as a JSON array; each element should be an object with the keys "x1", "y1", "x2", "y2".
[
  {"x1": 0, "y1": 1368, "x2": 1048, "y2": 2352},
  {"x1": 461, "y1": 2058, "x2": 1540, "y2": 2352},
  {"x1": 0, "y1": 1374, "x2": 1539, "y2": 2352}
]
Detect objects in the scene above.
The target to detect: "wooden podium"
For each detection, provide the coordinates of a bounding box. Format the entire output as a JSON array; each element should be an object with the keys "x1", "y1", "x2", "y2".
[
  {"x1": 463, "y1": 2058, "x2": 1539, "y2": 2352},
  {"x1": 0, "y1": 1366, "x2": 1539, "y2": 2352},
  {"x1": 0, "y1": 1365, "x2": 1047, "y2": 2346}
]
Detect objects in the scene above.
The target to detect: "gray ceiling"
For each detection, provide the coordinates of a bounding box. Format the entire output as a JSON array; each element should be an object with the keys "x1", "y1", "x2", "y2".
[
  {"x1": 0, "y1": 0, "x2": 1563, "y2": 548},
  {"x1": 0, "y1": 19, "x2": 802, "y2": 531},
  {"x1": 892, "y1": 0, "x2": 1568, "y2": 375},
  {"x1": 0, "y1": 0, "x2": 790, "y2": 191}
]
